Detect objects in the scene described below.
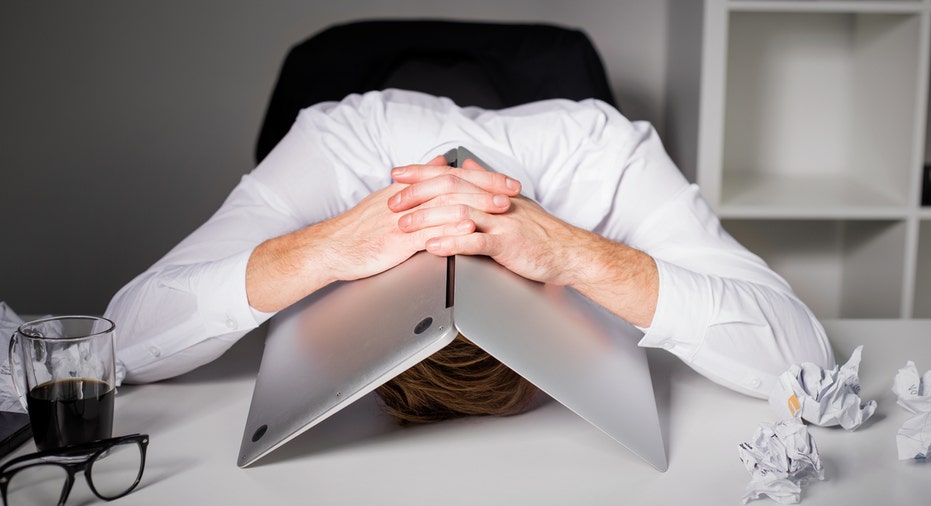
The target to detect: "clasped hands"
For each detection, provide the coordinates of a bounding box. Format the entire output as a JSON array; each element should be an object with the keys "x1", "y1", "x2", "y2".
[{"x1": 325, "y1": 155, "x2": 591, "y2": 288}]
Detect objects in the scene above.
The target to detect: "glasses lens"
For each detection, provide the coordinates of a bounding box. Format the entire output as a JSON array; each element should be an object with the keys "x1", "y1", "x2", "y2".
[
  {"x1": 87, "y1": 440, "x2": 143, "y2": 499},
  {"x1": 5, "y1": 463, "x2": 69, "y2": 505}
]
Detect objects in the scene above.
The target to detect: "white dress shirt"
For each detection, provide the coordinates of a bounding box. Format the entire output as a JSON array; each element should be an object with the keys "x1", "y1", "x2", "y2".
[{"x1": 105, "y1": 89, "x2": 835, "y2": 398}]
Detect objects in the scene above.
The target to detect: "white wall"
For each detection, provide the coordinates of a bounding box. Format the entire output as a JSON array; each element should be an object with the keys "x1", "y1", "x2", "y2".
[{"x1": 0, "y1": 0, "x2": 671, "y2": 314}]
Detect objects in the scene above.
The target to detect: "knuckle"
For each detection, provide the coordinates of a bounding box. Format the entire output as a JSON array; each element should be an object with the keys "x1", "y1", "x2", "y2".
[
  {"x1": 434, "y1": 194, "x2": 452, "y2": 207},
  {"x1": 474, "y1": 234, "x2": 490, "y2": 251},
  {"x1": 440, "y1": 173, "x2": 459, "y2": 190}
]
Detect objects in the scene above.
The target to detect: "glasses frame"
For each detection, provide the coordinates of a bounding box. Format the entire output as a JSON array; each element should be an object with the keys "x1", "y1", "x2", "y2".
[{"x1": 0, "y1": 433, "x2": 149, "y2": 506}]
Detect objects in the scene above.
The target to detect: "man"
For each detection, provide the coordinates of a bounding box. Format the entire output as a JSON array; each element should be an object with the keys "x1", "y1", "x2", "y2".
[{"x1": 105, "y1": 90, "x2": 834, "y2": 411}]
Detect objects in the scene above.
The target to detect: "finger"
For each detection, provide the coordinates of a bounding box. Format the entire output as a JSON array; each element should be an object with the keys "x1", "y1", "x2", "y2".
[
  {"x1": 391, "y1": 164, "x2": 450, "y2": 182},
  {"x1": 427, "y1": 155, "x2": 448, "y2": 166},
  {"x1": 392, "y1": 163, "x2": 521, "y2": 196},
  {"x1": 389, "y1": 174, "x2": 519, "y2": 212},
  {"x1": 441, "y1": 219, "x2": 477, "y2": 237},
  {"x1": 403, "y1": 220, "x2": 475, "y2": 256},
  {"x1": 461, "y1": 158, "x2": 485, "y2": 171},
  {"x1": 425, "y1": 232, "x2": 502, "y2": 258},
  {"x1": 397, "y1": 197, "x2": 509, "y2": 232},
  {"x1": 389, "y1": 172, "x2": 485, "y2": 211}
]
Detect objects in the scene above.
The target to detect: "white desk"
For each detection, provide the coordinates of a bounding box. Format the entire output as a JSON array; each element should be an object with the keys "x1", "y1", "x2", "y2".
[{"x1": 11, "y1": 320, "x2": 930, "y2": 505}]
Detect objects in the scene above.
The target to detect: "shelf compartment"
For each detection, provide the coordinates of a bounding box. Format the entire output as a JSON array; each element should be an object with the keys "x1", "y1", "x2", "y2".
[
  {"x1": 719, "y1": 171, "x2": 908, "y2": 218},
  {"x1": 914, "y1": 219, "x2": 931, "y2": 317},
  {"x1": 926, "y1": 38, "x2": 931, "y2": 172},
  {"x1": 720, "y1": 10, "x2": 924, "y2": 211},
  {"x1": 722, "y1": 218, "x2": 906, "y2": 318},
  {"x1": 729, "y1": 1, "x2": 928, "y2": 15}
]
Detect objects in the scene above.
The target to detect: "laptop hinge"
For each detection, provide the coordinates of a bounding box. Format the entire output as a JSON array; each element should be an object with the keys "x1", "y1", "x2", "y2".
[{"x1": 446, "y1": 255, "x2": 455, "y2": 308}]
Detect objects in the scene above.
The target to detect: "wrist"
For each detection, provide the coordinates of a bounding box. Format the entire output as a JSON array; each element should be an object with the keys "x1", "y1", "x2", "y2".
[{"x1": 292, "y1": 220, "x2": 344, "y2": 287}]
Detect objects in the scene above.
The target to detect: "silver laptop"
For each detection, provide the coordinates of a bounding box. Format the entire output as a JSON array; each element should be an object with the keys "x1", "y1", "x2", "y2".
[{"x1": 238, "y1": 147, "x2": 667, "y2": 471}]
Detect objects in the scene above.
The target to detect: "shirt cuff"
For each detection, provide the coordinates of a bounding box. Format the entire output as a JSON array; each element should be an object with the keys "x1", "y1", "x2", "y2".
[
  {"x1": 250, "y1": 305, "x2": 276, "y2": 326},
  {"x1": 637, "y1": 259, "x2": 712, "y2": 360},
  {"x1": 193, "y1": 249, "x2": 264, "y2": 334},
  {"x1": 114, "y1": 249, "x2": 262, "y2": 381}
]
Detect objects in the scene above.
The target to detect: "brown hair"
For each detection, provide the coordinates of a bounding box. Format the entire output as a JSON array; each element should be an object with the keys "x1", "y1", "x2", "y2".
[{"x1": 375, "y1": 333, "x2": 538, "y2": 425}]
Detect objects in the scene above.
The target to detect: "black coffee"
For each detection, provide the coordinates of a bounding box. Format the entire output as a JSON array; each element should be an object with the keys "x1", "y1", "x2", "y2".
[{"x1": 26, "y1": 378, "x2": 114, "y2": 451}]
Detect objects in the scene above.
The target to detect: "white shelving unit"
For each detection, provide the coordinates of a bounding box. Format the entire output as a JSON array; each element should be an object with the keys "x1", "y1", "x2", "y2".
[{"x1": 668, "y1": 0, "x2": 931, "y2": 318}]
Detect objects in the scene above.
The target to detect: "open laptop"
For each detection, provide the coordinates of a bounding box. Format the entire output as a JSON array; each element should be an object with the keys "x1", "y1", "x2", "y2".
[{"x1": 238, "y1": 147, "x2": 667, "y2": 471}]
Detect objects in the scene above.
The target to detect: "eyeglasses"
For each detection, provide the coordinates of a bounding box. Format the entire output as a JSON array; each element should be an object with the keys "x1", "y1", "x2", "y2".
[{"x1": 0, "y1": 434, "x2": 148, "y2": 506}]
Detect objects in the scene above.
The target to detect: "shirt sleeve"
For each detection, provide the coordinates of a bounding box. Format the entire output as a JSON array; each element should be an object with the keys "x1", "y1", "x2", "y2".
[
  {"x1": 104, "y1": 117, "x2": 354, "y2": 383},
  {"x1": 572, "y1": 105, "x2": 836, "y2": 399},
  {"x1": 104, "y1": 175, "x2": 293, "y2": 383},
  {"x1": 631, "y1": 185, "x2": 835, "y2": 398},
  {"x1": 103, "y1": 91, "x2": 444, "y2": 384}
]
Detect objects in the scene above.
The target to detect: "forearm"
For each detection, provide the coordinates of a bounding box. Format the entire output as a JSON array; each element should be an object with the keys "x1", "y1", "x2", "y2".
[
  {"x1": 554, "y1": 229, "x2": 659, "y2": 328},
  {"x1": 245, "y1": 221, "x2": 336, "y2": 313},
  {"x1": 566, "y1": 227, "x2": 832, "y2": 398}
]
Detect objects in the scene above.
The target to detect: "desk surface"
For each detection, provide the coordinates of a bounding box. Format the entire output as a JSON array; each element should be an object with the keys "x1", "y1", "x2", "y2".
[{"x1": 10, "y1": 320, "x2": 930, "y2": 505}]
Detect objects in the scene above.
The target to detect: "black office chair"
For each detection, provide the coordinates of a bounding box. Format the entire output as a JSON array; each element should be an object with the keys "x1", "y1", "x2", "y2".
[{"x1": 255, "y1": 19, "x2": 616, "y2": 164}]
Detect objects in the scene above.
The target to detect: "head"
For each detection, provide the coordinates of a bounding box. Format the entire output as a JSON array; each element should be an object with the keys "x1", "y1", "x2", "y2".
[{"x1": 375, "y1": 333, "x2": 538, "y2": 425}]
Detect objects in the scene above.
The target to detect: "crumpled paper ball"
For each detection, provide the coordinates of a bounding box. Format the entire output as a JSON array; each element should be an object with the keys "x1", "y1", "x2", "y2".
[
  {"x1": 892, "y1": 361, "x2": 931, "y2": 461},
  {"x1": 769, "y1": 345, "x2": 877, "y2": 430},
  {"x1": 737, "y1": 419, "x2": 825, "y2": 504},
  {"x1": 896, "y1": 412, "x2": 931, "y2": 462},
  {"x1": 892, "y1": 361, "x2": 931, "y2": 414}
]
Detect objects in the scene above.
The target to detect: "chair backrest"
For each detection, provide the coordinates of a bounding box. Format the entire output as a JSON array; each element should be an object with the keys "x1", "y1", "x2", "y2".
[{"x1": 255, "y1": 19, "x2": 616, "y2": 163}]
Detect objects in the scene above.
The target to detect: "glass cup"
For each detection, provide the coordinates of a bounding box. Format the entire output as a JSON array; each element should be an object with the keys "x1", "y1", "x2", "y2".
[{"x1": 9, "y1": 316, "x2": 116, "y2": 453}]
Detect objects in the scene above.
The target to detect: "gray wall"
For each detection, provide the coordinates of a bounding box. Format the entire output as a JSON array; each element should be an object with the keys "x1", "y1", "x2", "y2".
[{"x1": 0, "y1": 1, "x2": 672, "y2": 315}]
